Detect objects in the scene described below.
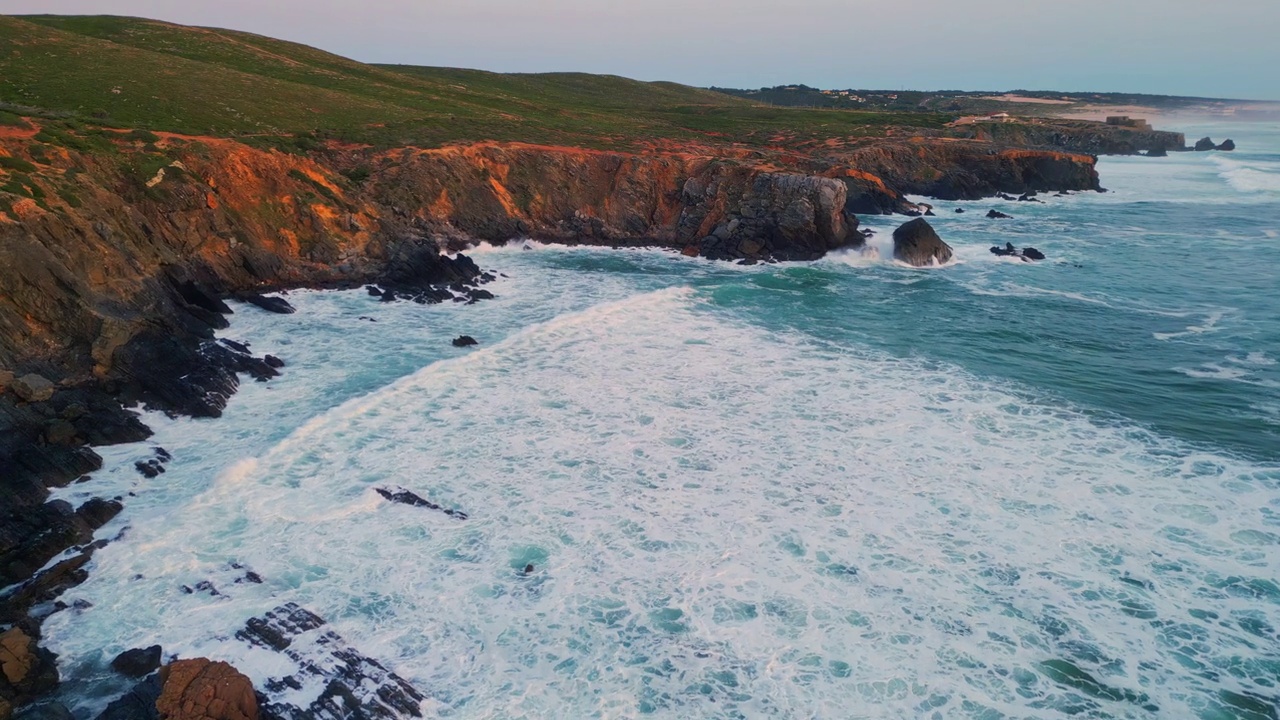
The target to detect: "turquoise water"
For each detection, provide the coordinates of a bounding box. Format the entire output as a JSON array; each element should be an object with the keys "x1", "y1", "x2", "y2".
[{"x1": 42, "y1": 121, "x2": 1280, "y2": 719}]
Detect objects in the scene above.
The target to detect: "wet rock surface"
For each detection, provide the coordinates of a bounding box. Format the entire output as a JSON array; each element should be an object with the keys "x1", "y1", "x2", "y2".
[
  {"x1": 892, "y1": 219, "x2": 954, "y2": 267},
  {"x1": 376, "y1": 487, "x2": 469, "y2": 520},
  {"x1": 235, "y1": 603, "x2": 428, "y2": 719},
  {"x1": 0, "y1": 628, "x2": 59, "y2": 717},
  {"x1": 111, "y1": 646, "x2": 163, "y2": 679}
]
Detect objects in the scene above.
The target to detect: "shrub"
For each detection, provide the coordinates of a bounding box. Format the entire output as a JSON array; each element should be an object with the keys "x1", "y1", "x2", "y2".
[{"x1": 0, "y1": 156, "x2": 37, "y2": 173}]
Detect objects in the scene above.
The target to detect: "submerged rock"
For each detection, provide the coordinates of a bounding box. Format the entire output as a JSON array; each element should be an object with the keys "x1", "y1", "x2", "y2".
[
  {"x1": 452, "y1": 336, "x2": 479, "y2": 348},
  {"x1": 986, "y1": 209, "x2": 1013, "y2": 219},
  {"x1": 376, "y1": 486, "x2": 468, "y2": 520},
  {"x1": 892, "y1": 218, "x2": 953, "y2": 267}
]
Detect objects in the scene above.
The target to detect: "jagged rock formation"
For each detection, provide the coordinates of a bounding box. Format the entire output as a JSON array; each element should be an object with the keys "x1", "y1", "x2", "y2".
[
  {"x1": 236, "y1": 603, "x2": 427, "y2": 719},
  {"x1": 1194, "y1": 137, "x2": 1217, "y2": 151},
  {"x1": 893, "y1": 219, "x2": 953, "y2": 267}
]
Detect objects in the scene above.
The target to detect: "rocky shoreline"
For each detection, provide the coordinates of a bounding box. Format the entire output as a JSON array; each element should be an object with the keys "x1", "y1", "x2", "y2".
[{"x1": 0, "y1": 116, "x2": 1207, "y2": 718}]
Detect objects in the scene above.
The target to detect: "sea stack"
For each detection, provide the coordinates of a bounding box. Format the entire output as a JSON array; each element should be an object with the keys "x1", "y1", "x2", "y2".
[{"x1": 893, "y1": 218, "x2": 953, "y2": 267}]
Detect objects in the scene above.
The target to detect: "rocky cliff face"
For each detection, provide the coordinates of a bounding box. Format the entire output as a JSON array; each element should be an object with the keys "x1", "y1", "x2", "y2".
[{"x1": 959, "y1": 120, "x2": 1187, "y2": 155}]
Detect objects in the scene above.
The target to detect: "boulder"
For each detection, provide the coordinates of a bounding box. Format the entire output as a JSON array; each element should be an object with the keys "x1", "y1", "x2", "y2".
[
  {"x1": 155, "y1": 659, "x2": 258, "y2": 720},
  {"x1": 955, "y1": 208, "x2": 965, "y2": 214},
  {"x1": 1194, "y1": 137, "x2": 1216, "y2": 151},
  {"x1": 1146, "y1": 147, "x2": 1168, "y2": 157},
  {"x1": 238, "y1": 294, "x2": 295, "y2": 315},
  {"x1": 0, "y1": 629, "x2": 59, "y2": 710},
  {"x1": 111, "y1": 647, "x2": 163, "y2": 679},
  {"x1": 263, "y1": 356, "x2": 285, "y2": 370},
  {"x1": 11, "y1": 375, "x2": 55, "y2": 403},
  {"x1": 452, "y1": 336, "x2": 478, "y2": 348},
  {"x1": 1022, "y1": 247, "x2": 1046, "y2": 261},
  {"x1": 1217, "y1": 139, "x2": 1235, "y2": 151},
  {"x1": 986, "y1": 209, "x2": 1013, "y2": 219},
  {"x1": 892, "y1": 219, "x2": 953, "y2": 267}
]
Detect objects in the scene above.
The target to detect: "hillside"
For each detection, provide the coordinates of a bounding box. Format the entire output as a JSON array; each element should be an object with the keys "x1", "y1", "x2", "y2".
[{"x1": 0, "y1": 14, "x2": 947, "y2": 150}]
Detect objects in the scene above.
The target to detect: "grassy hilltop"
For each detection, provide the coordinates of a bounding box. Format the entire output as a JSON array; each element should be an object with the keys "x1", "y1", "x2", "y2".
[{"x1": 0, "y1": 14, "x2": 945, "y2": 151}]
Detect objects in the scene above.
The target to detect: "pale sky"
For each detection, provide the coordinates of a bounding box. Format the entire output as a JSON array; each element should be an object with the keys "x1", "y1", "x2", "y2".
[{"x1": 3, "y1": 0, "x2": 1278, "y2": 100}]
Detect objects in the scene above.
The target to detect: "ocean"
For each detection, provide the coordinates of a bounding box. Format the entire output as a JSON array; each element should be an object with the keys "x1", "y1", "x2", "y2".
[{"x1": 43, "y1": 121, "x2": 1279, "y2": 719}]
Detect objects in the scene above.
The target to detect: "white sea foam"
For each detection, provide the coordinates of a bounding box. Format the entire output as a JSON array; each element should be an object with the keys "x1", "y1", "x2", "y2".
[
  {"x1": 41, "y1": 282, "x2": 1280, "y2": 719},
  {"x1": 1153, "y1": 310, "x2": 1227, "y2": 341},
  {"x1": 1211, "y1": 156, "x2": 1280, "y2": 194}
]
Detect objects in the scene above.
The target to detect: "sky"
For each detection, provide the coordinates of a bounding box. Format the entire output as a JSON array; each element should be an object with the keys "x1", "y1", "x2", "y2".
[{"x1": 2, "y1": 0, "x2": 1278, "y2": 101}]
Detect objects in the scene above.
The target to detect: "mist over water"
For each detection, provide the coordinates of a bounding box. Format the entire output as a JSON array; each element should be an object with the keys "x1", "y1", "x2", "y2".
[{"x1": 42, "y1": 123, "x2": 1280, "y2": 719}]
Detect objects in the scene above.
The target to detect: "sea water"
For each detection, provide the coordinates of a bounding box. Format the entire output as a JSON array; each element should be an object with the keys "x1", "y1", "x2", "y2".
[{"x1": 40, "y1": 122, "x2": 1280, "y2": 719}]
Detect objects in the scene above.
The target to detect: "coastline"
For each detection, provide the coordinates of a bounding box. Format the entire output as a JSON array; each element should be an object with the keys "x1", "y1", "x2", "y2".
[{"x1": 0, "y1": 117, "x2": 1229, "y2": 717}]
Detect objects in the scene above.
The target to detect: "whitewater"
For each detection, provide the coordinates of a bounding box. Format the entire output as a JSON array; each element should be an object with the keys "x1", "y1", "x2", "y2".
[{"x1": 42, "y1": 122, "x2": 1280, "y2": 719}]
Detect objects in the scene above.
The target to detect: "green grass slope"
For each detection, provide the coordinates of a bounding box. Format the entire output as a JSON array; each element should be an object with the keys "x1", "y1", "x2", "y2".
[{"x1": 1, "y1": 14, "x2": 947, "y2": 149}]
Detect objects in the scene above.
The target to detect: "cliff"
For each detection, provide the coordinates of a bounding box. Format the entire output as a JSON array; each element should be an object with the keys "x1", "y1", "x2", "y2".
[{"x1": 957, "y1": 120, "x2": 1187, "y2": 155}]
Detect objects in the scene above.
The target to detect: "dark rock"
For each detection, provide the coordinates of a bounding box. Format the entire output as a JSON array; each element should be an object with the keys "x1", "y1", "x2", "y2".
[
  {"x1": 96, "y1": 674, "x2": 161, "y2": 720},
  {"x1": 375, "y1": 487, "x2": 468, "y2": 520},
  {"x1": 1217, "y1": 139, "x2": 1235, "y2": 151},
  {"x1": 452, "y1": 336, "x2": 478, "y2": 348},
  {"x1": 1194, "y1": 137, "x2": 1216, "y2": 152},
  {"x1": 365, "y1": 285, "x2": 383, "y2": 297},
  {"x1": 892, "y1": 219, "x2": 953, "y2": 267},
  {"x1": 11, "y1": 376, "x2": 55, "y2": 404},
  {"x1": 42, "y1": 421, "x2": 77, "y2": 446},
  {"x1": 76, "y1": 498, "x2": 122, "y2": 529},
  {"x1": 955, "y1": 208, "x2": 965, "y2": 213},
  {"x1": 987, "y1": 209, "x2": 1013, "y2": 219},
  {"x1": 219, "y1": 339, "x2": 251, "y2": 354},
  {"x1": 1146, "y1": 147, "x2": 1168, "y2": 157},
  {"x1": 1022, "y1": 247, "x2": 1046, "y2": 261},
  {"x1": 263, "y1": 356, "x2": 285, "y2": 369},
  {"x1": 237, "y1": 603, "x2": 428, "y2": 719},
  {"x1": 991, "y1": 242, "x2": 1020, "y2": 257},
  {"x1": 174, "y1": 281, "x2": 232, "y2": 316},
  {"x1": 239, "y1": 294, "x2": 296, "y2": 315},
  {"x1": 110, "y1": 646, "x2": 162, "y2": 679},
  {"x1": 135, "y1": 460, "x2": 165, "y2": 479}
]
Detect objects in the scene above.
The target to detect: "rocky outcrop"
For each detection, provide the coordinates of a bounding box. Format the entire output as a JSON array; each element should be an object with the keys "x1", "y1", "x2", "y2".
[
  {"x1": 0, "y1": 628, "x2": 59, "y2": 717},
  {"x1": 1217, "y1": 139, "x2": 1236, "y2": 151},
  {"x1": 1146, "y1": 147, "x2": 1168, "y2": 157},
  {"x1": 236, "y1": 603, "x2": 427, "y2": 719},
  {"x1": 837, "y1": 140, "x2": 1100, "y2": 201},
  {"x1": 156, "y1": 659, "x2": 258, "y2": 720},
  {"x1": 112, "y1": 646, "x2": 163, "y2": 679},
  {"x1": 893, "y1": 219, "x2": 953, "y2": 267},
  {"x1": 961, "y1": 119, "x2": 1186, "y2": 155},
  {"x1": 1194, "y1": 137, "x2": 1217, "y2": 151}
]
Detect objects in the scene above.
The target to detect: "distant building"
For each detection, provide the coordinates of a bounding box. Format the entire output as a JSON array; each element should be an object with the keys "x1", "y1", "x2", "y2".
[
  {"x1": 1106, "y1": 116, "x2": 1153, "y2": 131},
  {"x1": 987, "y1": 112, "x2": 1015, "y2": 123}
]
